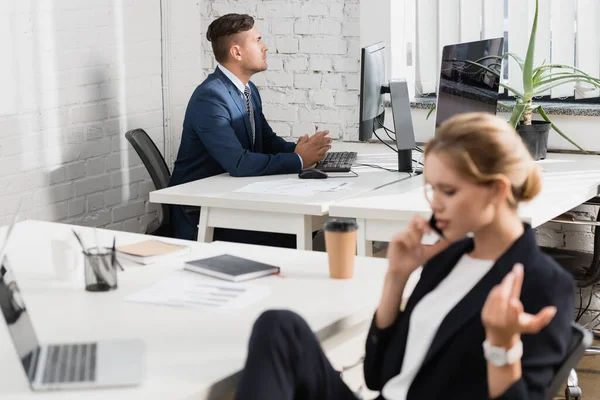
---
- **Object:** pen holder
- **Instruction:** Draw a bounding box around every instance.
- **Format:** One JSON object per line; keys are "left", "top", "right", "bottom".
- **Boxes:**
{"left": 84, "top": 247, "right": 118, "bottom": 292}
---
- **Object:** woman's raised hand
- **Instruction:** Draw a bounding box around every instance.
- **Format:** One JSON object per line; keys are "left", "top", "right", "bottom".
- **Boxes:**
{"left": 387, "top": 215, "right": 450, "bottom": 277}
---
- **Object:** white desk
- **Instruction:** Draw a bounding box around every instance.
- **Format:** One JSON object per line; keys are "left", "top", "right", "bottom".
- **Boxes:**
{"left": 329, "top": 153, "right": 600, "bottom": 255}
{"left": 150, "top": 143, "right": 415, "bottom": 250}
{"left": 0, "top": 220, "right": 413, "bottom": 399}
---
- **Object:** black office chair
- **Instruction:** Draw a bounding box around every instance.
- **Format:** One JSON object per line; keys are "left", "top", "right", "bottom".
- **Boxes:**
{"left": 125, "top": 128, "right": 172, "bottom": 237}
{"left": 546, "top": 322, "right": 593, "bottom": 400}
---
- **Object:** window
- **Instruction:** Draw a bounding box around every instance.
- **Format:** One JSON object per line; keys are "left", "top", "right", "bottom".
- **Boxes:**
{"left": 392, "top": 0, "right": 600, "bottom": 103}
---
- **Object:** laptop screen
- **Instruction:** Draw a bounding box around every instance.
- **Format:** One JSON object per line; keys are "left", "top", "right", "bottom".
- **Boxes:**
{"left": 0, "top": 261, "right": 41, "bottom": 381}
{"left": 435, "top": 37, "right": 504, "bottom": 128}
{"left": 0, "top": 206, "right": 41, "bottom": 382}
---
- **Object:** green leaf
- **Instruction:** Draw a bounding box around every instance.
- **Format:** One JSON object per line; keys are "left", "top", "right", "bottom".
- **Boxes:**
{"left": 532, "top": 64, "right": 599, "bottom": 80}
{"left": 443, "top": 59, "right": 501, "bottom": 77}
{"left": 499, "top": 83, "right": 525, "bottom": 99}
{"left": 475, "top": 55, "right": 504, "bottom": 64}
{"left": 503, "top": 52, "right": 525, "bottom": 71}
{"left": 533, "top": 77, "right": 600, "bottom": 95}
{"left": 426, "top": 105, "right": 436, "bottom": 120}
{"left": 509, "top": 103, "right": 527, "bottom": 128}
{"left": 532, "top": 71, "right": 572, "bottom": 85}
{"left": 536, "top": 106, "right": 587, "bottom": 153}
{"left": 498, "top": 102, "right": 515, "bottom": 111}
{"left": 534, "top": 63, "right": 586, "bottom": 72}
{"left": 522, "top": 0, "right": 539, "bottom": 95}
{"left": 534, "top": 74, "right": 600, "bottom": 88}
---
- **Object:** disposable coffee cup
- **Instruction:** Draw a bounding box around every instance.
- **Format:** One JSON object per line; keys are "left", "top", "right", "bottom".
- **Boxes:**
{"left": 324, "top": 218, "right": 358, "bottom": 279}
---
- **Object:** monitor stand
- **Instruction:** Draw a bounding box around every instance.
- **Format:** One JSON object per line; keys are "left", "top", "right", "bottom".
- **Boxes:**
{"left": 382, "top": 79, "right": 416, "bottom": 173}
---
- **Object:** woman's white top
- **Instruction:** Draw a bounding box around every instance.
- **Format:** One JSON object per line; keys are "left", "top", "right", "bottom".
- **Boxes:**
{"left": 381, "top": 254, "right": 495, "bottom": 400}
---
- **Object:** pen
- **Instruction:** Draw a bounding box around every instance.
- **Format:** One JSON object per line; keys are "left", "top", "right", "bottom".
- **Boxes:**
{"left": 112, "top": 237, "right": 124, "bottom": 271}
{"left": 71, "top": 229, "right": 87, "bottom": 253}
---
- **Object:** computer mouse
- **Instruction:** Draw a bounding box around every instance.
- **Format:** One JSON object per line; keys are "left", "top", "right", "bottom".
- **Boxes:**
{"left": 298, "top": 168, "right": 328, "bottom": 179}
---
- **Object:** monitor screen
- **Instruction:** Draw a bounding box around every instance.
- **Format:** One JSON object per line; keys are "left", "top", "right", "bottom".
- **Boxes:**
{"left": 359, "top": 42, "right": 386, "bottom": 141}
{"left": 435, "top": 37, "right": 504, "bottom": 128}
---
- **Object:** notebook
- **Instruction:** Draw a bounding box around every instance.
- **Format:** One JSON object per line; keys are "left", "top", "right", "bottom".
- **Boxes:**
{"left": 183, "top": 254, "right": 280, "bottom": 282}
{"left": 116, "top": 240, "right": 189, "bottom": 265}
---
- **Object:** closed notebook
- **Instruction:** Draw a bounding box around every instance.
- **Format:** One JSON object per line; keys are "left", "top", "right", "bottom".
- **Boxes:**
{"left": 184, "top": 254, "right": 280, "bottom": 282}
{"left": 116, "top": 240, "right": 189, "bottom": 265}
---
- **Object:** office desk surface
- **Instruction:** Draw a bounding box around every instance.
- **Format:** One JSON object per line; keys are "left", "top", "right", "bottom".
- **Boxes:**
{"left": 0, "top": 220, "right": 399, "bottom": 400}
{"left": 329, "top": 153, "right": 600, "bottom": 253}
{"left": 149, "top": 142, "right": 416, "bottom": 249}
{"left": 150, "top": 142, "right": 411, "bottom": 215}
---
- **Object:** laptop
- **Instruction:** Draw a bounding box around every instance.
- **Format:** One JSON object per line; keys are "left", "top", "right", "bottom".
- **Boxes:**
{"left": 0, "top": 211, "right": 145, "bottom": 390}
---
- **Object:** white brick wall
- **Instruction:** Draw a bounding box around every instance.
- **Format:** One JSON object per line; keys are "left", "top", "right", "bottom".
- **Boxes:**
{"left": 200, "top": 0, "right": 361, "bottom": 140}
{"left": 0, "top": 0, "right": 201, "bottom": 232}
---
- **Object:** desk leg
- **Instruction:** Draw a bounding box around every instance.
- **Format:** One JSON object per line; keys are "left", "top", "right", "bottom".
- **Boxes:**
{"left": 296, "top": 215, "right": 313, "bottom": 251}
{"left": 356, "top": 218, "right": 373, "bottom": 257}
{"left": 197, "top": 207, "right": 214, "bottom": 243}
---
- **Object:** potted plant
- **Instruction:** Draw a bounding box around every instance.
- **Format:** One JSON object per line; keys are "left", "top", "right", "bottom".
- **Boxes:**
{"left": 428, "top": 0, "right": 600, "bottom": 159}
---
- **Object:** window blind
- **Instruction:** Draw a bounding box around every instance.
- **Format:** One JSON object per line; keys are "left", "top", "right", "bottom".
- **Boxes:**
{"left": 393, "top": 0, "right": 600, "bottom": 100}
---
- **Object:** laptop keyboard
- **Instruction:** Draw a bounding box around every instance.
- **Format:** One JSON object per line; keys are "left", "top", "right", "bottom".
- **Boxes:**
{"left": 315, "top": 151, "right": 357, "bottom": 172}
{"left": 42, "top": 343, "right": 97, "bottom": 384}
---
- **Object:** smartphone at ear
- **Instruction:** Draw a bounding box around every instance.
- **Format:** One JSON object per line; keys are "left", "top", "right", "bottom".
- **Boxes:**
{"left": 421, "top": 214, "right": 445, "bottom": 244}
{"left": 429, "top": 214, "right": 445, "bottom": 238}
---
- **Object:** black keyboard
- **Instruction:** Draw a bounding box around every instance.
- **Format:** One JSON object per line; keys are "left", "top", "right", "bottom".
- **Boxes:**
{"left": 42, "top": 343, "right": 97, "bottom": 384}
{"left": 315, "top": 151, "right": 357, "bottom": 172}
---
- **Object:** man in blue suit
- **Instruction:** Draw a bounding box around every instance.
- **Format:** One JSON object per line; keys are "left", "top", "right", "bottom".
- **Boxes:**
{"left": 170, "top": 13, "right": 331, "bottom": 245}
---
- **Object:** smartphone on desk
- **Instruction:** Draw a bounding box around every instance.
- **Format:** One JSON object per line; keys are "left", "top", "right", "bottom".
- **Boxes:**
{"left": 421, "top": 214, "right": 445, "bottom": 244}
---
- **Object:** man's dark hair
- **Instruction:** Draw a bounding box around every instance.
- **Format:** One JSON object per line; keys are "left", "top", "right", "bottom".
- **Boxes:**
{"left": 206, "top": 14, "right": 255, "bottom": 63}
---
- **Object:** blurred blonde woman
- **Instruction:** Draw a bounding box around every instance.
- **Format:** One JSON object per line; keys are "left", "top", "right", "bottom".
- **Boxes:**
{"left": 236, "top": 113, "right": 574, "bottom": 400}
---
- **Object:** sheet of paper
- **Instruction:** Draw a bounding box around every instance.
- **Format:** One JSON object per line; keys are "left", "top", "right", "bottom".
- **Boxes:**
{"left": 125, "top": 276, "right": 271, "bottom": 310}
{"left": 234, "top": 178, "right": 351, "bottom": 196}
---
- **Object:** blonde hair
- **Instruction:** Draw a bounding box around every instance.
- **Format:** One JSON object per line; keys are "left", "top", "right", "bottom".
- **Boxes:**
{"left": 425, "top": 112, "right": 541, "bottom": 207}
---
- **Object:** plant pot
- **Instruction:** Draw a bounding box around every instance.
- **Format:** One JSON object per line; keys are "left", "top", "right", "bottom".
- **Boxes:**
{"left": 516, "top": 120, "right": 550, "bottom": 160}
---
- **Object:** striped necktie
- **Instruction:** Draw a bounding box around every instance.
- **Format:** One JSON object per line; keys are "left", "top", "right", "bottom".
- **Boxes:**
{"left": 243, "top": 85, "right": 256, "bottom": 145}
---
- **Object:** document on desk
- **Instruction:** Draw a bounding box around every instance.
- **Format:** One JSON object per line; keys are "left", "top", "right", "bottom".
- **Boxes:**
{"left": 234, "top": 178, "right": 351, "bottom": 197}
{"left": 125, "top": 276, "right": 270, "bottom": 310}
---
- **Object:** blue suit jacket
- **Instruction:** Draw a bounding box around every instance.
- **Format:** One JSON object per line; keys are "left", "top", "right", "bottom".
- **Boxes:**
{"left": 170, "top": 67, "right": 301, "bottom": 187}
{"left": 169, "top": 67, "right": 301, "bottom": 240}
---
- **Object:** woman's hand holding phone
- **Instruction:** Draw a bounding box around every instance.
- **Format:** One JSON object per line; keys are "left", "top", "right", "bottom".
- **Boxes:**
{"left": 376, "top": 215, "right": 451, "bottom": 329}
{"left": 387, "top": 215, "right": 450, "bottom": 278}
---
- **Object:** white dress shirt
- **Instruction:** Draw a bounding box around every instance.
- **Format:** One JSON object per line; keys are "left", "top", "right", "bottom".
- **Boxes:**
{"left": 381, "top": 254, "right": 495, "bottom": 400}
{"left": 217, "top": 64, "right": 303, "bottom": 168}
{"left": 217, "top": 64, "right": 246, "bottom": 97}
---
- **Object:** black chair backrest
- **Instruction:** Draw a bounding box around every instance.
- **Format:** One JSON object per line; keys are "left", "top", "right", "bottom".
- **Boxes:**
{"left": 546, "top": 322, "right": 592, "bottom": 400}
{"left": 125, "top": 128, "right": 171, "bottom": 228}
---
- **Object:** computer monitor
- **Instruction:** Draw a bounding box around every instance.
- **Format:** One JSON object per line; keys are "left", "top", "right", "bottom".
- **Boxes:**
{"left": 359, "top": 42, "right": 416, "bottom": 172}
{"left": 359, "top": 42, "right": 386, "bottom": 142}
{"left": 435, "top": 37, "right": 504, "bottom": 127}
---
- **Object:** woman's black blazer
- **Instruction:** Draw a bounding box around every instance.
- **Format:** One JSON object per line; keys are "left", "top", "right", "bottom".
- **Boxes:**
{"left": 364, "top": 224, "right": 575, "bottom": 399}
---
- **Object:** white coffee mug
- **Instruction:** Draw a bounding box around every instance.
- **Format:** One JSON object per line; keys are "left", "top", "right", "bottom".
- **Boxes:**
{"left": 50, "top": 239, "right": 80, "bottom": 280}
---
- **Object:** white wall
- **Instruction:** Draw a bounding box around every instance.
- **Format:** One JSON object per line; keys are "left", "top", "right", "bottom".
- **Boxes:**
{"left": 0, "top": 0, "right": 201, "bottom": 231}
{"left": 199, "top": 0, "right": 361, "bottom": 141}
{"left": 163, "top": 1, "right": 204, "bottom": 166}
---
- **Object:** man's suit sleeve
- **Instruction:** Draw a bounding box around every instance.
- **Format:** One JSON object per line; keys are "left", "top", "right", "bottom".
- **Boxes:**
{"left": 189, "top": 90, "right": 301, "bottom": 177}
{"left": 253, "top": 86, "right": 297, "bottom": 155}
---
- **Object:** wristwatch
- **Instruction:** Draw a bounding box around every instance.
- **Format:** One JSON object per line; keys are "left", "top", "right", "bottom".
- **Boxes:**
{"left": 482, "top": 339, "right": 523, "bottom": 366}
